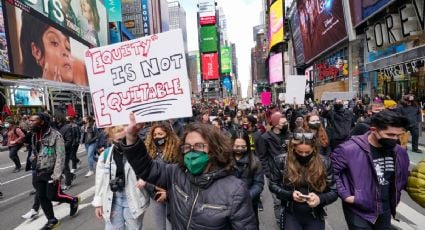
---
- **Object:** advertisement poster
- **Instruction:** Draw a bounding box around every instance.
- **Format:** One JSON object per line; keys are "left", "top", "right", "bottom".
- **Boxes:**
{"left": 201, "top": 52, "right": 219, "bottom": 80}
{"left": 200, "top": 25, "right": 218, "bottom": 52}
{"left": 12, "top": 86, "right": 44, "bottom": 106}
{"left": 290, "top": 9, "right": 305, "bottom": 65}
{"left": 84, "top": 29, "right": 192, "bottom": 128}
{"left": 269, "top": 52, "right": 283, "bottom": 84}
{"left": 285, "top": 75, "right": 306, "bottom": 104}
{"left": 349, "top": 0, "right": 394, "bottom": 27}
{"left": 0, "top": 1, "right": 10, "bottom": 72}
{"left": 261, "top": 92, "right": 271, "bottom": 106}
{"left": 269, "top": 0, "right": 284, "bottom": 50}
{"left": 18, "top": 0, "right": 108, "bottom": 46}
{"left": 5, "top": 1, "right": 90, "bottom": 86}
{"left": 198, "top": 0, "right": 216, "bottom": 25}
{"left": 220, "top": 46, "right": 231, "bottom": 73}
{"left": 296, "top": 0, "right": 347, "bottom": 63}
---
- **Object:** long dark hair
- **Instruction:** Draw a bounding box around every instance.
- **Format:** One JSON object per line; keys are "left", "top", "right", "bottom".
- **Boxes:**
{"left": 178, "top": 123, "right": 234, "bottom": 172}
{"left": 286, "top": 136, "right": 327, "bottom": 192}
{"left": 20, "top": 13, "right": 49, "bottom": 77}
{"left": 232, "top": 131, "right": 258, "bottom": 175}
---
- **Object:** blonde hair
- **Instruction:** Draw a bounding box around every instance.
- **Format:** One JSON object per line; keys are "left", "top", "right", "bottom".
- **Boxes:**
{"left": 104, "top": 125, "right": 125, "bottom": 143}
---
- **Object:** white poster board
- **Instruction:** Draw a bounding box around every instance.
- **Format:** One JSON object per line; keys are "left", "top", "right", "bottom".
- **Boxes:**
{"left": 285, "top": 75, "right": 306, "bottom": 105}
{"left": 84, "top": 29, "right": 192, "bottom": 128}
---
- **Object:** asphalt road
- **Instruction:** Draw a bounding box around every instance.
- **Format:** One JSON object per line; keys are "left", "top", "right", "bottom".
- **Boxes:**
{"left": 1, "top": 145, "right": 425, "bottom": 230}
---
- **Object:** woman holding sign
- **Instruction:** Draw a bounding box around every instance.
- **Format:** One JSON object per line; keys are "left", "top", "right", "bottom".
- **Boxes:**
{"left": 121, "top": 113, "right": 257, "bottom": 229}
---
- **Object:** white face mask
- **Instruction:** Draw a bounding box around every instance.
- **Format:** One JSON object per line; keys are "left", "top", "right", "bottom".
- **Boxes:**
{"left": 4, "top": 123, "right": 10, "bottom": 128}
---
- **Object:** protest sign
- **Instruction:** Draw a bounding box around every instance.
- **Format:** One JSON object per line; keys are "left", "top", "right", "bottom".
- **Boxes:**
{"left": 261, "top": 92, "right": 271, "bottom": 106}
{"left": 84, "top": 29, "right": 192, "bottom": 128}
{"left": 285, "top": 75, "right": 306, "bottom": 104}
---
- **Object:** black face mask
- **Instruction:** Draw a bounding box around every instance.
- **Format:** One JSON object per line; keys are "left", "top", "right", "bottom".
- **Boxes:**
{"left": 280, "top": 125, "right": 288, "bottom": 133}
{"left": 334, "top": 104, "right": 343, "bottom": 110}
{"left": 218, "top": 113, "right": 224, "bottom": 117}
{"left": 308, "top": 122, "right": 321, "bottom": 130}
{"left": 154, "top": 137, "right": 166, "bottom": 146}
{"left": 295, "top": 153, "right": 314, "bottom": 165}
{"left": 378, "top": 137, "right": 398, "bottom": 150}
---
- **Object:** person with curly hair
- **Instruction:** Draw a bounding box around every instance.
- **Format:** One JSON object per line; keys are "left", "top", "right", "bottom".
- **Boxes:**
{"left": 143, "top": 123, "right": 180, "bottom": 230}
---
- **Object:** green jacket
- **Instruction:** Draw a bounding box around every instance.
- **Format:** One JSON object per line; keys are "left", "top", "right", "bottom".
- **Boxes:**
{"left": 407, "top": 159, "right": 425, "bottom": 208}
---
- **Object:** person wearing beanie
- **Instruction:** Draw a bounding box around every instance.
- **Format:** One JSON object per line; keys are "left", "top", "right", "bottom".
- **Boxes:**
{"left": 256, "top": 112, "right": 291, "bottom": 226}
{"left": 384, "top": 100, "right": 397, "bottom": 110}
{"left": 4, "top": 116, "right": 26, "bottom": 172}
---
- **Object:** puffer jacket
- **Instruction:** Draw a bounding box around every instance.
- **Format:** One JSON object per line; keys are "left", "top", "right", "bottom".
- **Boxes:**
{"left": 406, "top": 159, "right": 425, "bottom": 208}
{"left": 121, "top": 138, "right": 257, "bottom": 230}
{"left": 269, "top": 154, "right": 338, "bottom": 218}
{"left": 92, "top": 145, "right": 150, "bottom": 222}
{"left": 331, "top": 133, "right": 409, "bottom": 223}
{"left": 32, "top": 128, "right": 65, "bottom": 180}
{"left": 234, "top": 152, "right": 264, "bottom": 203}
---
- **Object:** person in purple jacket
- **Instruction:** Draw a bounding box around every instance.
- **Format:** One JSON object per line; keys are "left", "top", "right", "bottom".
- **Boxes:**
{"left": 331, "top": 110, "right": 410, "bottom": 229}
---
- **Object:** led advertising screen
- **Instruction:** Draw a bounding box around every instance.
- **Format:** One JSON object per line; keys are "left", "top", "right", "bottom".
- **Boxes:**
{"left": 6, "top": 1, "right": 90, "bottom": 86}
{"left": 201, "top": 53, "right": 219, "bottom": 80}
{"left": 12, "top": 86, "right": 45, "bottom": 106}
{"left": 0, "top": 1, "right": 10, "bottom": 72}
{"left": 290, "top": 8, "right": 305, "bottom": 65}
{"left": 349, "top": 0, "right": 394, "bottom": 27}
{"left": 198, "top": 0, "right": 216, "bottom": 25}
{"left": 296, "top": 0, "right": 347, "bottom": 63}
{"left": 220, "top": 46, "right": 231, "bottom": 74}
{"left": 269, "top": 0, "right": 284, "bottom": 50}
{"left": 200, "top": 25, "right": 218, "bottom": 53}
{"left": 269, "top": 53, "right": 283, "bottom": 83}
{"left": 18, "top": 0, "right": 108, "bottom": 46}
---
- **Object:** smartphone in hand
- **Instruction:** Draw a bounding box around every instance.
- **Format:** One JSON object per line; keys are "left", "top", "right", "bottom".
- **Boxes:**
{"left": 299, "top": 194, "right": 310, "bottom": 200}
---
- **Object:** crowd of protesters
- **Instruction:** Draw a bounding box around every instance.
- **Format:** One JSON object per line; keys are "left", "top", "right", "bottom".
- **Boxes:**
{"left": 0, "top": 92, "right": 425, "bottom": 229}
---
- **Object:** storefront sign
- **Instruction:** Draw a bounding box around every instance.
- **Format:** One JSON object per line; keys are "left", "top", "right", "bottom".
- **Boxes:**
{"left": 141, "top": 0, "right": 150, "bottom": 36}
{"left": 317, "top": 63, "right": 340, "bottom": 81}
{"left": 84, "top": 29, "right": 192, "bottom": 127}
{"left": 378, "top": 58, "right": 425, "bottom": 80}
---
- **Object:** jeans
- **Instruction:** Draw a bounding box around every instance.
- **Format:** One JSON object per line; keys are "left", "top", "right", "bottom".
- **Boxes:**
{"left": 151, "top": 198, "right": 171, "bottom": 230}
{"left": 343, "top": 205, "right": 391, "bottom": 230}
{"left": 85, "top": 143, "right": 97, "bottom": 171}
{"left": 105, "top": 191, "right": 144, "bottom": 230}
{"left": 9, "top": 144, "right": 22, "bottom": 169}
{"left": 408, "top": 125, "right": 420, "bottom": 150}
{"left": 71, "top": 145, "right": 80, "bottom": 170}
{"left": 285, "top": 212, "right": 325, "bottom": 230}
{"left": 32, "top": 170, "right": 40, "bottom": 211}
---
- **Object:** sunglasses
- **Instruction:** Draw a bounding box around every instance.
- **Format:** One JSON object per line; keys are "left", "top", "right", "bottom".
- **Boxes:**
{"left": 293, "top": 132, "right": 315, "bottom": 140}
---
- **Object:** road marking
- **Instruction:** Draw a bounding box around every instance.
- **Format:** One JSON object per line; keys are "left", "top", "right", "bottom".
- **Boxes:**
{"left": 15, "top": 186, "right": 95, "bottom": 230}
{"left": 391, "top": 219, "right": 417, "bottom": 230}
{"left": 0, "top": 173, "right": 32, "bottom": 186}
{"left": 397, "top": 201, "right": 425, "bottom": 227}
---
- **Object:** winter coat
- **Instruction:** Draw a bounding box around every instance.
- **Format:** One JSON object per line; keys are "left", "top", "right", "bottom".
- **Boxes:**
{"left": 331, "top": 133, "right": 409, "bottom": 223}
{"left": 121, "top": 138, "right": 257, "bottom": 230}
{"left": 399, "top": 104, "right": 421, "bottom": 127}
{"left": 406, "top": 159, "right": 425, "bottom": 208}
{"left": 256, "top": 130, "right": 290, "bottom": 178}
{"left": 92, "top": 145, "right": 150, "bottom": 222}
{"left": 233, "top": 152, "right": 264, "bottom": 203}
{"left": 269, "top": 154, "right": 338, "bottom": 218}
{"left": 322, "top": 108, "right": 354, "bottom": 141}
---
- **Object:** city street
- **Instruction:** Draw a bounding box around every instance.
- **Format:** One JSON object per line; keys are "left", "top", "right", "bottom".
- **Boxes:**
{"left": 1, "top": 145, "right": 424, "bottom": 230}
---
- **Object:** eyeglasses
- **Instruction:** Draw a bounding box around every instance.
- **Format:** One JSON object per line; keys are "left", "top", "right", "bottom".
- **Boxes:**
{"left": 180, "top": 143, "right": 208, "bottom": 153}
{"left": 293, "top": 132, "right": 315, "bottom": 140}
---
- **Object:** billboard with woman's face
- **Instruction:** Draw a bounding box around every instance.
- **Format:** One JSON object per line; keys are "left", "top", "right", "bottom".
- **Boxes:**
{"left": 0, "top": 1, "right": 10, "bottom": 72}
{"left": 5, "top": 1, "right": 89, "bottom": 86}
{"left": 18, "top": 0, "right": 107, "bottom": 47}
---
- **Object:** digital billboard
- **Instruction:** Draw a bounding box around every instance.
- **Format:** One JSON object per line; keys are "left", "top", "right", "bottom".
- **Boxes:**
{"left": 0, "top": 1, "right": 10, "bottom": 72}
{"left": 296, "top": 0, "right": 347, "bottom": 63}
{"left": 290, "top": 8, "right": 305, "bottom": 65}
{"left": 12, "top": 86, "right": 45, "bottom": 106}
{"left": 200, "top": 25, "right": 218, "bottom": 53}
{"left": 269, "top": 0, "right": 284, "bottom": 50}
{"left": 198, "top": 0, "right": 216, "bottom": 25}
{"left": 18, "top": 0, "right": 108, "bottom": 46}
{"left": 269, "top": 53, "right": 283, "bottom": 83}
{"left": 6, "top": 1, "right": 90, "bottom": 86}
{"left": 220, "top": 46, "right": 231, "bottom": 74}
{"left": 349, "top": 0, "right": 395, "bottom": 27}
{"left": 201, "top": 53, "right": 219, "bottom": 80}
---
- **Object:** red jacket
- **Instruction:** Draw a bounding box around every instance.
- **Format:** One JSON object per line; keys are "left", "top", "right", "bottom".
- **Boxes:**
{"left": 7, "top": 126, "right": 25, "bottom": 147}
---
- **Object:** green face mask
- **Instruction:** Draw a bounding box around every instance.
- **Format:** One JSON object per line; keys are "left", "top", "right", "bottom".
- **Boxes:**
{"left": 184, "top": 151, "right": 209, "bottom": 175}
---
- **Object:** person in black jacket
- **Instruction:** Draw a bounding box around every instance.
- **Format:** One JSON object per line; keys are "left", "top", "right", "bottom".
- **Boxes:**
{"left": 66, "top": 116, "right": 81, "bottom": 173}
{"left": 232, "top": 131, "right": 264, "bottom": 228}
{"left": 399, "top": 95, "right": 422, "bottom": 153}
{"left": 58, "top": 116, "right": 76, "bottom": 189}
{"left": 121, "top": 114, "right": 257, "bottom": 229}
{"left": 269, "top": 132, "right": 338, "bottom": 229}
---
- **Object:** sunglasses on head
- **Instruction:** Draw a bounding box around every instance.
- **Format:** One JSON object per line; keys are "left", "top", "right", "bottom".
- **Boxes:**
{"left": 293, "top": 132, "right": 315, "bottom": 140}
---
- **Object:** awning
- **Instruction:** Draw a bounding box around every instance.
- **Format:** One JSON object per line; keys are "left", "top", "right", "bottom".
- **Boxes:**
{"left": 0, "top": 78, "right": 89, "bottom": 92}
{"left": 320, "top": 91, "right": 357, "bottom": 101}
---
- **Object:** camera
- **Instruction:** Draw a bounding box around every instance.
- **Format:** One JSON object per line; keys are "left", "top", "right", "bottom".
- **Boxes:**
{"left": 109, "top": 177, "right": 125, "bottom": 192}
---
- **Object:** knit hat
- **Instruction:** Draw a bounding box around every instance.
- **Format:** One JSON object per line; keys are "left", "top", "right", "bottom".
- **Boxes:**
{"left": 384, "top": 100, "right": 397, "bottom": 109}
{"left": 270, "top": 112, "right": 283, "bottom": 127}
{"left": 4, "top": 116, "right": 14, "bottom": 124}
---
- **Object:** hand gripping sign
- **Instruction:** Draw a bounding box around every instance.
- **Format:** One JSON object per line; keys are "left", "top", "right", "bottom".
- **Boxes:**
{"left": 84, "top": 29, "right": 192, "bottom": 128}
